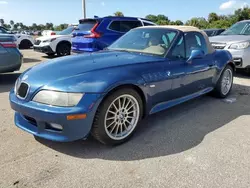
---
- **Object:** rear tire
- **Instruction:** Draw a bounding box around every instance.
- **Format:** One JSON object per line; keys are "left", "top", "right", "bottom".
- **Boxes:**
{"left": 56, "top": 43, "right": 71, "bottom": 56}
{"left": 213, "top": 65, "right": 234, "bottom": 98}
{"left": 91, "top": 88, "right": 143, "bottom": 145}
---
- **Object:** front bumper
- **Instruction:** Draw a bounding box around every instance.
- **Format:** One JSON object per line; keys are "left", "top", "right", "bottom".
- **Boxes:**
{"left": 9, "top": 89, "right": 102, "bottom": 142}
{"left": 34, "top": 45, "right": 54, "bottom": 54}
{"left": 226, "top": 48, "right": 250, "bottom": 69}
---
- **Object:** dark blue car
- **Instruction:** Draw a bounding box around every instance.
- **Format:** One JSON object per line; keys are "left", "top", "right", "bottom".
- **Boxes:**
{"left": 10, "top": 26, "right": 234, "bottom": 145}
{"left": 71, "top": 16, "right": 156, "bottom": 53}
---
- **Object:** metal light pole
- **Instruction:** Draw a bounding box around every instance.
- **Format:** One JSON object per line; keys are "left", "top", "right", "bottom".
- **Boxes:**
{"left": 82, "top": 0, "right": 86, "bottom": 19}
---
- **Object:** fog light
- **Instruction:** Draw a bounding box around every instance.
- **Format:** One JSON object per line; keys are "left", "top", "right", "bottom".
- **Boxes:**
{"left": 50, "top": 123, "right": 63, "bottom": 130}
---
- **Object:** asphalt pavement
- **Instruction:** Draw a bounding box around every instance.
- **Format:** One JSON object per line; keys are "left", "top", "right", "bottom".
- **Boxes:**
{"left": 0, "top": 50, "right": 250, "bottom": 188}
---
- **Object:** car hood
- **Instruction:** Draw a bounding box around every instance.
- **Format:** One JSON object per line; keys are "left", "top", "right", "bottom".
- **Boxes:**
{"left": 15, "top": 34, "right": 30, "bottom": 37}
{"left": 36, "top": 35, "right": 66, "bottom": 41}
{"left": 209, "top": 35, "right": 250, "bottom": 44}
{"left": 21, "top": 51, "right": 164, "bottom": 87}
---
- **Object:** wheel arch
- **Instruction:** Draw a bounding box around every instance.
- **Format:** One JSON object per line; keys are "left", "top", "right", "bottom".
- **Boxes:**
{"left": 19, "top": 39, "right": 33, "bottom": 49}
{"left": 56, "top": 40, "right": 71, "bottom": 49}
{"left": 98, "top": 84, "right": 147, "bottom": 118}
{"left": 227, "top": 61, "right": 236, "bottom": 72}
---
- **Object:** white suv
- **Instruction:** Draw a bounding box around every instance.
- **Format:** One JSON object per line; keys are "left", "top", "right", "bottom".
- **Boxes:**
{"left": 34, "top": 26, "right": 76, "bottom": 56}
{"left": 0, "top": 26, "right": 34, "bottom": 49}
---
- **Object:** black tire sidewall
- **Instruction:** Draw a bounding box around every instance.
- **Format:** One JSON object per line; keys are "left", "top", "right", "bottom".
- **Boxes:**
{"left": 56, "top": 43, "right": 71, "bottom": 56}
{"left": 46, "top": 53, "right": 55, "bottom": 57}
{"left": 19, "top": 39, "right": 31, "bottom": 49}
{"left": 92, "top": 88, "right": 143, "bottom": 145}
{"left": 215, "top": 65, "right": 234, "bottom": 98}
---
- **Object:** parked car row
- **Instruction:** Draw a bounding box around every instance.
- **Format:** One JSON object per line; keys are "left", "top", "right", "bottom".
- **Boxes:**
{"left": 71, "top": 16, "right": 156, "bottom": 53}
{"left": 33, "top": 16, "right": 156, "bottom": 57}
{"left": 0, "top": 26, "right": 34, "bottom": 49}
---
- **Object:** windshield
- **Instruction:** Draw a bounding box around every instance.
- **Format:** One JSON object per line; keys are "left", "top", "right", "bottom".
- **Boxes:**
{"left": 108, "top": 28, "right": 178, "bottom": 56}
{"left": 59, "top": 26, "right": 75, "bottom": 35}
{"left": 221, "top": 22, "right": 250, "bottom": 35}
{"left": 77, "top": 20, "right": 97, "bottom": 31}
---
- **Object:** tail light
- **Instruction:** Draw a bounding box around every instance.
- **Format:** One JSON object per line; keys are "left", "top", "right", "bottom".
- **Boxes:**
{"left": 84, "top": 23, "right": 101, "bottom": 38}
{"left": 0, "top": 42, "right": 17, "bottom": 48}
{"left": 51, "top": 32, "right": 56, "bottom": 35}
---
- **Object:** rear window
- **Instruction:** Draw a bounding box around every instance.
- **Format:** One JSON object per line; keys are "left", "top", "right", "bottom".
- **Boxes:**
{"left": 59, "top": 26, "right": 75, "bottom": 35}
{"left": 109, "top": 21, "right": 142, "bottom": 33}
{"left": 0, "top": 27, "right": 8, "bottom": 34}
{"left": 78, "top": 20, "right": 97, "bottom": 31}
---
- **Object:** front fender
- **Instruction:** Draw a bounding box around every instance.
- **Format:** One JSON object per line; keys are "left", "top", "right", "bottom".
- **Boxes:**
{"left": 213, "top": 50, "right": 234, "bottom": 84}
{"left": 44, "top": 68, "right": 146, "bottom": 93}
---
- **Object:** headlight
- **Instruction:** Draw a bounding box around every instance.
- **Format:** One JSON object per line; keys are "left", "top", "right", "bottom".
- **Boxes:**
{"left": 229, "top": 42, "right": 250, "bottom": 49}
{"left": 43, "top": 38, "right": 56, "bottom": 43}
{"left": 33, "top": 90, "right": 83, "bottom": 107}
{"left": 14, "top": 78, "right": 20, "bottom": 94}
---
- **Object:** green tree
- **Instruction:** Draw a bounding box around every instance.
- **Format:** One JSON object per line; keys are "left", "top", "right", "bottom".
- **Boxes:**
{"left": 174, "top": 20, "right": 184, "bottom": 25}
{"left": 10, "top": 20, "right": 14, "bottom": 25}
{"left": 157, "top": 14, "right": 169, "bottom": 23}
{"left": 32, "top": 23, "right": 37, "bottom": 30}
{"left": 208, "top": 13, "right": 219, "bottom": 23}
{"left": 145, "top": 14, "right": 158, "bottom": 23}
{"left": 145, "top": 14, "right": 170, "bottom": 25}
{"left": 157, "top": 20, "right": 169, "bottom": 25}
{"left": 54, "top": 24, "right": 68, "bottom": 31}
{"left": 234, "top": 7, "right": 250, "bottom": 21}
{"left": 114, "top": 11, "right": 124, "bottom": 17}
{"left": 19, "top": 23, "right": 24, "bottom": 30}
{"left": 185, "top": 17, "right": 208, "bottom": 29}
{"left": 0, "top": 19, "right": 4, "bottom": 26}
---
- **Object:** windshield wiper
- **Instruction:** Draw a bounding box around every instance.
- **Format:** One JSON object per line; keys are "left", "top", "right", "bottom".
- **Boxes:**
{"left": 108, "top": 48, "right": 130, "bottom": 53}
{"left": 239, "top": 33, "right": 250, "bottom": 35}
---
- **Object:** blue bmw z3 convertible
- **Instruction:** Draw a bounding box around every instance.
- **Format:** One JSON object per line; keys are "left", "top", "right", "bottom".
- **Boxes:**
{"left": 10, "top": 26, "right": 234, "bottom": 145}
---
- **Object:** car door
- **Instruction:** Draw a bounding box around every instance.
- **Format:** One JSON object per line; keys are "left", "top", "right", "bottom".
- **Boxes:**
{"left": 181, "top": 32, "right": 215, "bottom": 96}
{"left": 166, "top": 34, "right": 187, "bottom": 100}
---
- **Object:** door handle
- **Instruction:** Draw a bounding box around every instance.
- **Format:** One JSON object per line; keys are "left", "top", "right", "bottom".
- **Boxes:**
{"left": 208, "top": 61, "right": 216, "bottom": 67}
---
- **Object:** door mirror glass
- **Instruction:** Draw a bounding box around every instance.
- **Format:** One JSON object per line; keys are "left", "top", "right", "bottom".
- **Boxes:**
{"left": 187, "top": 49, "right": 204, "bottom": 63}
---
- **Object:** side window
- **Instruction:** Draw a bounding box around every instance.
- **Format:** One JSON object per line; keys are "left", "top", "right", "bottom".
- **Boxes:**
{"left": 162, "top": 35, "right": 168, "bottom": 45}
{"left": 120, "top": 21, "right": 142, "bottom": 32}
{"left": 143, "top": 22, "right": 155, "bottom": 26}
{"left": 184, "top": 32, "right": 207, "bottom": 58}
{"left": 108, "top": 21, "right": 142, "bottom": 33}
{"left": 109, "top": 21, "right": 120, "bottom": 32}
{"left": 167, "top": 32, "right": 176, "bottom": 41}
{"left": 195, "top": 35, "right": 201, "bottom": 45}
{"left": 161, "top": 31, "right": 177, "bottom": 47}
{"left": 170, "top": 36, "right": 185, "bottom": 59}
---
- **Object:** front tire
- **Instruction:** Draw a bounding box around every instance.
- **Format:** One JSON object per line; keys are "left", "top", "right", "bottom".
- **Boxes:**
{"left": 56, "top": 43, "right": 71, "bottom": 56}
{"left": 19, "top": 39, "right": 33, "bottom": 49}
{"left": 213, "top": 65, "right": 234, "bottom": 98}
{"left": 91, "top": 88, "right": 143, "bottom": 145}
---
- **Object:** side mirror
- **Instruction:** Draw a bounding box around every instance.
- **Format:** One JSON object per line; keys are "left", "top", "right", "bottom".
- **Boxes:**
{"left": 187, "top": 49, "right": 204, "bottom": 63}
